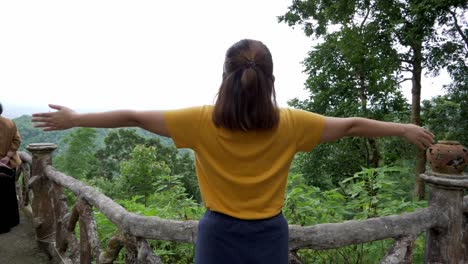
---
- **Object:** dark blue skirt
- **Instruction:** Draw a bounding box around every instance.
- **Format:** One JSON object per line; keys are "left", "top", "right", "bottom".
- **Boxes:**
{"left": 195, "top": 210, "right": 289, "bottom": 264}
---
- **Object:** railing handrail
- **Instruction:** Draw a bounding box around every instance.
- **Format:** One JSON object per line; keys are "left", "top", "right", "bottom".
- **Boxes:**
{"left": 18, "top": 147, "right": 468, "bottom": 263}
{"left": 289, "top": 207, "right": 439, "bottom": 250}
{"left": 44, "top": 165, "right": 199, "bottom": 243}
{"left": 22, "top": 151, "right": 442, "bottom": 248}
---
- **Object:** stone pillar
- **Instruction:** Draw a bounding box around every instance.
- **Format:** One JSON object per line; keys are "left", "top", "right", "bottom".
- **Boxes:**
{"left": 26, "top": 143, "right": 57, "bottom": 243}
{"left": 420, "top": 172, "right": 468, "bottom": 263}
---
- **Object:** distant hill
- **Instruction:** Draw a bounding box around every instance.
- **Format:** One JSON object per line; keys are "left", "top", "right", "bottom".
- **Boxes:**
{"left": 3, "top": 105, "right": 46, "bottom": 119}
{"left": 3, "top": 104, "right": 117, "bottom": 119}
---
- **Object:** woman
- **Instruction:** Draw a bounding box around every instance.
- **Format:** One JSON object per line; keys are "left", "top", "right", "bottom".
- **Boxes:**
{"left": 0, "top": 102, "right": 22, "bottom": 234}
{"left": 32, "top": 39, "right": 433, "bottom": 263}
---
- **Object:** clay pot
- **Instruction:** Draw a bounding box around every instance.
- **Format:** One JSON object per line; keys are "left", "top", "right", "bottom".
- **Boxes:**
{"left": 426, "top": 140, "right": 468, "bottom": 175}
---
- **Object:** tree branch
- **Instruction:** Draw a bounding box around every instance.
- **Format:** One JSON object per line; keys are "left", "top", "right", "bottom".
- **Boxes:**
{"left": 399, "top": 58, "right": 414, "bottom": 64}
{"left": 397, "top": 78, "right": 412, "bottom": 85}
{"left": 394, "top": 31, "right": 407, "bottom": 47}
{"left": 449, "top": 9, "right": 468, "bottom": 49}
{"left": 399, "top": 66, "right": 414, "bottom": 73}
{"left": 360, "top": 5, "right": 371, "bottom": 30}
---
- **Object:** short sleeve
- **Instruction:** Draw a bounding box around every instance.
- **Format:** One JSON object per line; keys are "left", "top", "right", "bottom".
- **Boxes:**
{"left": 164, "top": 106, "right": 202, "bottom": 149}
{"left": 292, "top": 109, "right": 326, "bottom": 152}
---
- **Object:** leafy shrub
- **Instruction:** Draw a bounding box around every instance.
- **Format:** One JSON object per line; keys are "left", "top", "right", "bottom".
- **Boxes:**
{"left": 284, "top": 166, "right": 427, "bottom": 263}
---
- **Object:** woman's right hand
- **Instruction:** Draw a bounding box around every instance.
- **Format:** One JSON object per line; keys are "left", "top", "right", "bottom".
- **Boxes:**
{"left": 32, "top": 104, "right": 77, "bottom": 131}
{"left": 401, "top": 124, "right": 434, "bottom": 150}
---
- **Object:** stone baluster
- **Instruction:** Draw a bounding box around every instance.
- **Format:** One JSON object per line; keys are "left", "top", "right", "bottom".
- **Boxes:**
{"left": 26, "top": 143, "right": 57, "bottom": 246}
{"left": 422, "top": 140, "right": 468, "bottom": 263}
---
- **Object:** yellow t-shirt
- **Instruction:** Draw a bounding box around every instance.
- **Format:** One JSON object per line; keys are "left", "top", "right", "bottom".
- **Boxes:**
{"left": 164, "top": 105, "right": 325, "bottom": 219}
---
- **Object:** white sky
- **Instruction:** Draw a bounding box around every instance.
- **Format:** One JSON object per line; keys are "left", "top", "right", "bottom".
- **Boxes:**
{"left": 0, "top": 0, "right": 448, "bottom": 115}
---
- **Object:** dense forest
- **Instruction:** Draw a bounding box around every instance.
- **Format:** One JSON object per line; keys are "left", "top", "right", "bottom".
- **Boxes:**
{"left": 13, "top": 0, "right": 467, "bottom": 263}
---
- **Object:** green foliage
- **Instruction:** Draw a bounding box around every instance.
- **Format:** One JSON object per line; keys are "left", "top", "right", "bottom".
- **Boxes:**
{"left": 283, "top": 2, "right": 412, "bottom": 186}
{"left": 54, "top": 128, "right": 98, "bottom": 179}
{"left": 426, "top": 6, "right": 468, "bottom": 79}
{"left": 422, "top": 95, "right": 468, "bottom": 146}
{"left": 15, "top": 116, "right": 198, "bottom": 262}
{"left": 285, "top": 173, "right": 347, "bottom": 225}
{"left": 88, "top": 176, "right": 127, "bottom": 200}
{"left": 172, "top": 152, "right": 200, "bottom": 202}
{"left": 93, "top": 165, "right": 430, "bottom": 263}
{"left": 279, "top": 0, "right": 467, "bottom": 55}
{"left": 120, "top": 145, "right": 171, "bottom": 206}
{"left": 291, "top": 138, "right": 370, "bottom": 189}
{"left": 94, "top": 167, "right": 203, "bottom": 264}
{"left": 149, "top": 175, "right": 203, "bottom": 220}
{"left": 280, "top": 0, "right": 467, "bottom": 122}
{"left": 94, "top": 211, "right": 118, "bottom": 244}
{"left": 145, "top": 173, "right": 203, "bottom": 264}
{"left": 92, "top": 129, "right": 148, "bottom": 179}
{"left": 284, "top": 167, "right": 427, "bottom": 263}
{"left": 294, "top": 236, "right": 425, "bottom": 264}
{"left": 425, "top": 7, "right": 467, "bottom": 147}
{"left": 341, "top": 166, "right": 426, "bottom": 218}
{"left": 281, "top": 0, "right": 467, "bottom": 188}
{"left": 90, "top": 129, "right": 200, "bottom": 201}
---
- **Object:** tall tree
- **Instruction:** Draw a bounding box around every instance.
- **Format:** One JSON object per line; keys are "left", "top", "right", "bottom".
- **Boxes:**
{"left": 91, "top": 128, "right": 200, "bottom": 201}
{"left": 280, "top": 0, "right": 467, "bottom": 198}
{"left": 120, "top": 145, "right": 171, "bottom": 206}
{"left": 54, "top": 128, "right": 98, "bottom": 179}
{"left": 284, "top": 3, "right": 409, "bottom": 187}
{"left": 426, "top": 6, "right": 467, "bottom": 143}
{"left": 92, "top": 129, "right": 146, "bottom": 179}
{"left": 422, "top": 95, "right": 467, "bottom": 146}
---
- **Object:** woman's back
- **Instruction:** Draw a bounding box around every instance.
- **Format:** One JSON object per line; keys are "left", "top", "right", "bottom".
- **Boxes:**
{"left": 165, "top": 105, "right": 325, "bottom": 219}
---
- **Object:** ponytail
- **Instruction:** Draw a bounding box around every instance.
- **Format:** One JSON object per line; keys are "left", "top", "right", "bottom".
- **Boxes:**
{"left": 213, "top": 39, "right": 278, "bottom": 131}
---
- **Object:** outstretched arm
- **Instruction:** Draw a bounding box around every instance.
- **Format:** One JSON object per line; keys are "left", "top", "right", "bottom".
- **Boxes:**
{"left": 32, "top": 104, "right": 170, "bottom": 137}
{"left": 320, "top": 117, "right": 434, "bottom": 150}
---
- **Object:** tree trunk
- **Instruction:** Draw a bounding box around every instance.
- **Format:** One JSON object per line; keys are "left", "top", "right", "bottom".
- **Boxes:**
{"left": 368, "top": 138, "right": 381, "bottom": 168}
{"left": 411, "top": 41, "right": 426, "bottom": 200}
{"left": 358, "top": 72, "right": 381, "bottom": 168}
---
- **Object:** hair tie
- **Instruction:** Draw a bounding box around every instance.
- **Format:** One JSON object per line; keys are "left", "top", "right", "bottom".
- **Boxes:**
{"left": 245, "top": 60, "right": 256, "bottom": 69}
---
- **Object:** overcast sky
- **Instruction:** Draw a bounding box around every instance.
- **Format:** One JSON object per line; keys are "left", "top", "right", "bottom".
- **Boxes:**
{"left": 0, "top": 0, "right": 448, "bottom": 116}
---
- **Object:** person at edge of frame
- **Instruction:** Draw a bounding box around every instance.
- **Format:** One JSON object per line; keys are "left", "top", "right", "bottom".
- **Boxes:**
{"left": 0, "top": 102, "right": 22, "bottom": 234}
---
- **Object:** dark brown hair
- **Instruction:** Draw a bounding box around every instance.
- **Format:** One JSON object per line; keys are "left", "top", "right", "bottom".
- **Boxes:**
{"left": 213, "top": 39, "right": 279, "bottom": 131}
